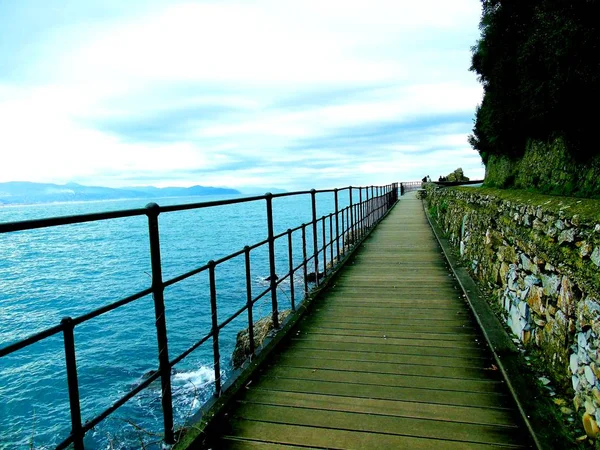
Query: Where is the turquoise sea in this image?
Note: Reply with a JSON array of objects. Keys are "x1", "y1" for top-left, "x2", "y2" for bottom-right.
[{"x1": 0, "y1": 191, "x2": 353, "y2": 449}]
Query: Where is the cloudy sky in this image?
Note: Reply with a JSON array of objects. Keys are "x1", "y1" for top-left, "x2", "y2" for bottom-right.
[{"x1": 0, "y1": 0, "x2": 484, "y2": 191}]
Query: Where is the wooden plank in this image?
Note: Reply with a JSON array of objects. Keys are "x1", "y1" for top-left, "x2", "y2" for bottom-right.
[
  {"x1": 290, "y1": 333, "x2": 484, "y2": 350},
  {"x1": 277, "y1": 348, "x2": 490, "y2": 369},
  {"x1": 293, "y1": 328, "x2": 478, "y2": 342},
  {"x1": 221, "y1": 439, "x2": 306, "y2": 449},
  {"x1": 319, "y1": 292, "x2": 466, "y2": 303},
  {"x1": 311, "y1": 304, "x2": 468, "y2": 315},
  {"x1": 262, "y1": 365, "x2": 504, "y2": 391},
  {"x1": 322, "y1": 293, "x2": 466, "y2": 303},
  {"x1": 288, "y1": 339, "x2": 487, "y2": 358},
  {"x1": 240, "y1": 390, "x2": 519, "y2": 427},
  {"x1": 252, "y1": 377, "x2": 512, "y2": 409},
  {"x1": 300, "y1": 315, "x2": 473, "y2": 327},
  {"x1": 221, "y1": 420, "x2": 525, "y2": 449},
  {"x1": 231, "y1": 403, "x2": 524, "y2": 447},
  {"x1": 301, "y1": 317, "x2": 477, "y2": 333},
  {"x1": 307, "y1": 310, "x2": 473, "y2": 324},
  {"x1": 269, "y1": 355, "x2": 498, "y2": 380}
]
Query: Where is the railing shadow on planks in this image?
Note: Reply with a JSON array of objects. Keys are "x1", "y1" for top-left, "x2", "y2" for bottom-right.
[{"x1": 0, "y1": 182, "x2": 409, "y2": 449}]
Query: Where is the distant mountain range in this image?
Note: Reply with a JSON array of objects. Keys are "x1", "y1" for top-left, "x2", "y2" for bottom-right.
[{"x1": 0, "y1": 181, "x2": 241, "y2": 205}]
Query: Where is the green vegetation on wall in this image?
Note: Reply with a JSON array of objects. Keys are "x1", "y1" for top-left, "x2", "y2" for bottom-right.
[{"x1": 484, "y1": 138, "x2": 600, "y2": 198}]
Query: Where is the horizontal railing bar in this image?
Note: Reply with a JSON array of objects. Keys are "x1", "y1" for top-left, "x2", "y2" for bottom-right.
[
  {"x1": 0, "y1": 184, "x2": 379, "y2": 234},
  {"x1": 81, "y1": 370, "x2": 162, "y2": 434},
  {"x1": 270, "y1": 190, "x2": 312, "y2": 199},
  {"x1": 55, "y1": 434, "x2": 73, "y2": 449},
  {"x1": 213, "y1": 247, "x2": 247, "y2": 266},
  {"x1": 0, "y1": 208, "x2": 147, "y2": 233},
  {"x1": 0, "y1": 324, "x2": 64, "y2": 357},
  {"x1": 252, "y1": 286, "x2": 272, "y2": 305},
  {"x1": 246, "y1": 237, "x2": 269, "y2": 252},
  {"x1": 163, "y1": 263, "x2": 210, "y2": 288},
  {"x1": 293, "y1": 260, "x2": 305, "y2": 274},
  {"x1": 275, "y1": 271, "x2": 291, "y2": 286},
  {"x1": 273, "y1": 228, "x2": 291, "y2": 241},
  {"x1": 159, "y1": 184, "x2": 361, "y2": 211},
  {"x1": 218, "y1": 304, "x2": 247, "y2": 330},
  {"x1": 72, "y1": 288, "x2": 153, "y2": 326},
  {"x1": 159, "y1": 194, "x2": 265, "y2": 213},
  {"x1": 56, "y1": 368, "x2": 163, "y2": 449},
  {"x1": 169, "y1": 332, "x2": 213, "y2": 368}
]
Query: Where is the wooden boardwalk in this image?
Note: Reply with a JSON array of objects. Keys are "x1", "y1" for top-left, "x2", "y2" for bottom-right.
[{"x1": 207, "y1": 193, "x2": 532, "y2": 449}]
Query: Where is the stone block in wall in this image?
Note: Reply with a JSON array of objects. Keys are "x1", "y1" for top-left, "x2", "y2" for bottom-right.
[
  {"x1": 579, "y1": 241, "x2": 593, "y2": 259},
  {"x1": 497, "y1": 245, "x2": 517, "y2": 263},
  {"x1": 527, "y1": 285, "x2": 545, "y2": 315},
  {"x1": 541, "y1": 272, "x2": 561, "y2": 297},
  {"x1": 592, "y1": 247, "x2": 600, "y2": 267},
  {"x1": 577, "y1": 297, "x2": 600, "y2": 336},
  {"x1": 520, "y1": 253, "x2": 539, "y2": 275},
  {"x1": 558, "y1": 276, "x2": 577, "y2": 315},
  {"x1": 485, "y1": 228, "x2": 503, "y2": 248},
  {"x1": 559, "y1": 229, "x2": 576, "y2": 245},
  {"x1": 539, "y1": 309, "x2": 571, "y2": 386}
]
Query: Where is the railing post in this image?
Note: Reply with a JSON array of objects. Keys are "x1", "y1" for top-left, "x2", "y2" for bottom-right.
[
  {"x1": 62, "y1": 317, "x2": 84, "y2": 450},
  {"x1": 329, "y1": 213, "x2": 334, "y2": 267},
  {"x1": 374, "y1": 186, "x2": 378, "y2": 220},
  {"x1": 244, "y1": 246, "x2": 255, "y2": 356},
  {"x1": 375, "y1": 186, "x2": 379, "y2": 220},
  {"x1": 208, "y1": 260, "x2": 222, "y2": 396},
  {"x1": 287, "y1": 229, "x2": 295, "y2": 311},
  {"x1": 146, "y1": 203, "x2": 175, "y2": 444},
  {"x1": 301, "y1": 223, "x2": 308, "y2": 295},
  {"x1": 322, "y1": 216, "x2": 327, "y2": 276},
  {"x1": 349, "y1": 187, "x2": 354, "y2": 248},
  {"x1": 334, "y1": 189, "x2": 340, "y2": 262},
  {"x1": 310, "y1": 189, "x2": 319, "y2": 286},
  {"x1": 265, "y1": 193, "x2": 279, "y2": 328},
  {"x1": 359, "y1": 187, "x2": 363, "y2": 238},
  {"x1": 341, "y1": 208, "x2": 346, "y2": 256},
  {"x1": 371, "y1": 186, "x2": 375, "y2": 223},
  {"x1": 365, "y1": 187, "x2": 370, "y2": 229},
  {"x1": 370, "y1": 186, "x2": 374, "y2": 226}
]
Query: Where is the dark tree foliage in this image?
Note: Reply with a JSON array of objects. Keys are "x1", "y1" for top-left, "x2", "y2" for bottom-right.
[{"x1": 470, "y1": 0, "x2": 600, "y2": 162}]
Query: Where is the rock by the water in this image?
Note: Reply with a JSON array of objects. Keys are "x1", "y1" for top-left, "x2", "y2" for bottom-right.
[
  {"x1": 231, "y1": 310, "x2": 291, "y2": 369},
  {"x1": 306, "y1": 272, "x2": 324, "y2": 283}
]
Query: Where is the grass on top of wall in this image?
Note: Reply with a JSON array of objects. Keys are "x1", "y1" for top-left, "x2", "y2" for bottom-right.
[{"x1": 452, "y1": 186, "x2": 600, "y2": 223}]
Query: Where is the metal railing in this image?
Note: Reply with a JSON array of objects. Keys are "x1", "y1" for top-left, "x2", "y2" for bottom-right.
[
  {"x1": 0, "y1": 183, "x2": 399, "y2": 449},
  {"x1": 400, "y1": 180, "x2": 423, "y2": 195}
]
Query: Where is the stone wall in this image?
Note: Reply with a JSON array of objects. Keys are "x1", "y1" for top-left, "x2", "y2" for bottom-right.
[{"x1": 425, "y1": 184, "x2": 600, "y2": 435}]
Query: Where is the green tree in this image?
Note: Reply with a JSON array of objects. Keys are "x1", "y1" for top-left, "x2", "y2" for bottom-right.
[{"x1": 470, "y1": 0, "x2": 600, "y2": 162}]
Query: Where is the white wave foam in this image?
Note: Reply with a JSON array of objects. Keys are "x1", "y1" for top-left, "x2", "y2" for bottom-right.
[{"x1": 172, "y1": 366, "x2": 215, "y2": 391}]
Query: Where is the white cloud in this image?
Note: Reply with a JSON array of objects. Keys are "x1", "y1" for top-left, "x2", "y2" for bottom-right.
[{"x1": 0, "y1": 0, "x2": 484, "y2": 189}]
